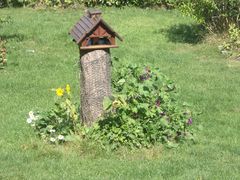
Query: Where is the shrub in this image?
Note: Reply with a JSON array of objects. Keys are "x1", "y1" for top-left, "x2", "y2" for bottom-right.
[
  {"x1": 179, "y1": 0, "x2": 240, "y2": 32},
  {"x1": 86, "y1": 63, "x2": 195, "y2": 150}
]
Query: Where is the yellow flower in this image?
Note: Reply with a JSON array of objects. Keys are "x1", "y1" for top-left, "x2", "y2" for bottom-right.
[
  {"x1": 112, "y1": 100, "x2": 121, "y2": 108},
  {"x1": 56, "y1": 88, "x2": 64, "y2": 97},
  {"x1": 66, "y1": 84, "x2": 71, "y2": 94}
]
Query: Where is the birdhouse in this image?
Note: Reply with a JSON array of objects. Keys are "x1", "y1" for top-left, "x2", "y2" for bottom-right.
[
  {"x1": 69, "y1": 10, "x2": 123, "y2": 126},
  {"x1": 69, "y1": 9, "x2": 123, "y2": 50}
]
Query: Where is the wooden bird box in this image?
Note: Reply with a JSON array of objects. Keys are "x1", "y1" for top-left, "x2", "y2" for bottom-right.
[{"x1": 69, "y1": 9, "x2": 123, "y2": 50}]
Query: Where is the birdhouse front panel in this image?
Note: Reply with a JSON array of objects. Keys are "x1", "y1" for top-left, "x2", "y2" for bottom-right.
[
  {"x1": 69, "y1": 10, "x2": 122, "y2": 50},
  {"x1": 81, "y1": 23, "x2": 116, "y2": 47}
]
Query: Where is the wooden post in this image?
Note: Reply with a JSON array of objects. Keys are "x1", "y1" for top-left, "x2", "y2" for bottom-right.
[{"x1": 79, "y1": 49, "x2": 111, "y2": 126}]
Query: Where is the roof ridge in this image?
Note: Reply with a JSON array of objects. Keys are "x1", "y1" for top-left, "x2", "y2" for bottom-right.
[{"x1": 70, "y1": 14, "x2": 123, "y2": 45}]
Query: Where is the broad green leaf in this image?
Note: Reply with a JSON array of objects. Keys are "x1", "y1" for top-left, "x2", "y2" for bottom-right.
[{"x1": 103, "y1": 97, "x2": 112, "y2": 111}]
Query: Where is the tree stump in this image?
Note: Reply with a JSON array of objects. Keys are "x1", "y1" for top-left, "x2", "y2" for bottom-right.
[{"x1": 80, "y1": 49, "x2": 111, "y2": 126}]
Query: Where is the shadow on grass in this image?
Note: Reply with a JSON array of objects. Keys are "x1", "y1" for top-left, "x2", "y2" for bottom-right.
[
  {"x1": 0, "y1": 34, "x2": 25, "y2": 42},
  {"x1": 156, "y1": 24, "x2": 207, "y2": 44}
]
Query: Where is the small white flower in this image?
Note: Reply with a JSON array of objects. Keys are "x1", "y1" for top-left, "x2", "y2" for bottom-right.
[
  {"x1": 57, "y1": 135, "x2": 64, "y2": 140},
  {"x1": 27, "y1": 118, "x2": 32, "y2": 124},
  {"x1": 28, "y1": 111, "x2": 39, "y2": 121},
  {"x1": 29, "y1": 111, "x2": 35, "y2": 119},
  {"x1": 50, "y1": 137, "x2": 56, "y2": 142},
  {"x1": 49, "y1": 129, "x2": 56, "y2": 133}
]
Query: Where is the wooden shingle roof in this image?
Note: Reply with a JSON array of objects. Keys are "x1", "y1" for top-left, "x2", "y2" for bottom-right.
[{"x1": 69, "y1": 10, "x2": 123, "y2": 44}]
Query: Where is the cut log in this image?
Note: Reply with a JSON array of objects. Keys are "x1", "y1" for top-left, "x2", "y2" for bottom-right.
[{"x1": 80, "y1": 49, "x2": 111, "y2": 126}]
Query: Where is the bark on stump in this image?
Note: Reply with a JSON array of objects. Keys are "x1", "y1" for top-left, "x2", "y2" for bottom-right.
[{"x1": 80, "y1": 49, "x2": 111, "y2": 126}]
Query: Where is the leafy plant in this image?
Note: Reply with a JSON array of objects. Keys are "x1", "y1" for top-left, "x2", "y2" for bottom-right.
[
  {"x1": 26, "y1": 85, "x2": 80, "y2": 144},
  {"x1": 218, "y1": 24, "x2": 240, "y2": 57},
  {"x1": 86, "y1": 63, "x2": 195, "y2": 150}
]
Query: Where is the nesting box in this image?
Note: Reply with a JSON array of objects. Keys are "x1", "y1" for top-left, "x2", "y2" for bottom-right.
[
  {"x1": 70, "y1": 9, "x2": 123, "y2": 50},
  {"x1": 69, "y1": 10, "x2": 122, "y2": 126}
]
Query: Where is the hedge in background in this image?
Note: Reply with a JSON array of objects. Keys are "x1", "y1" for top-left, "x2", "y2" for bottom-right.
[
  {"x1": 0, "y1": 0, "x2": 79, "y2": 7},
  {"x1": 0, "y1": 0, "x2": 179, "y2": 8},
  {"x1": 82, "y1": 0, "x2": 179, "y2": 8},
  {"x1": 179, "y1": 0, "x2": 240, "y2": 32}
]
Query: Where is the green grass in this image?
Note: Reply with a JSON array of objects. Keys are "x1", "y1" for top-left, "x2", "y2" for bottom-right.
[{"x1": 1, "y1": 7, "x2": 240, "y2": 179}]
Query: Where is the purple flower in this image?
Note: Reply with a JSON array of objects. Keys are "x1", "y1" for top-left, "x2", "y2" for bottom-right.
[
  {"x1": 140, "y1": 75, "x2": 146, "y2": 81},
  {"x1": 139, "y1": 74, "x2": 150, "y2": 81},
  {"x1": 156, "y1": 100, "x2": 161, "y2": 107},
  {"x1": 187, "y1": 118, "x2": 193, "y2": 125}
]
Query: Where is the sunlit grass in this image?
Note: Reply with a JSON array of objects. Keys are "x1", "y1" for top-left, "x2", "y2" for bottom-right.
[{"x1": 0, "y1": 7, "x2": 240, "y2": 179}]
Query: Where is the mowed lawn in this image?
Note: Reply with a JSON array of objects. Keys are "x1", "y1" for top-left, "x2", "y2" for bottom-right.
[{"x1": 0, "y1": 7, "x2": 240, "y2": 179}]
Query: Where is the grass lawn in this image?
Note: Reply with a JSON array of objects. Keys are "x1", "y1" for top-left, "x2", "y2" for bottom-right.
[{"x1": 0, "y1": 7, "x2": 240, "y2": 179}]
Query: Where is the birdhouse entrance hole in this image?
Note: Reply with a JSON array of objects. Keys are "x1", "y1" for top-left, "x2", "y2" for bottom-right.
[{"x1": 87, "y1": 37, "x2": 111, "y2": 46}]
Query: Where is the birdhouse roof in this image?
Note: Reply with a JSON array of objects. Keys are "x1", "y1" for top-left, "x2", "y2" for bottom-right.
[{"x1": 69, "y1": 11, "x2": 123, "y2": 44}]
